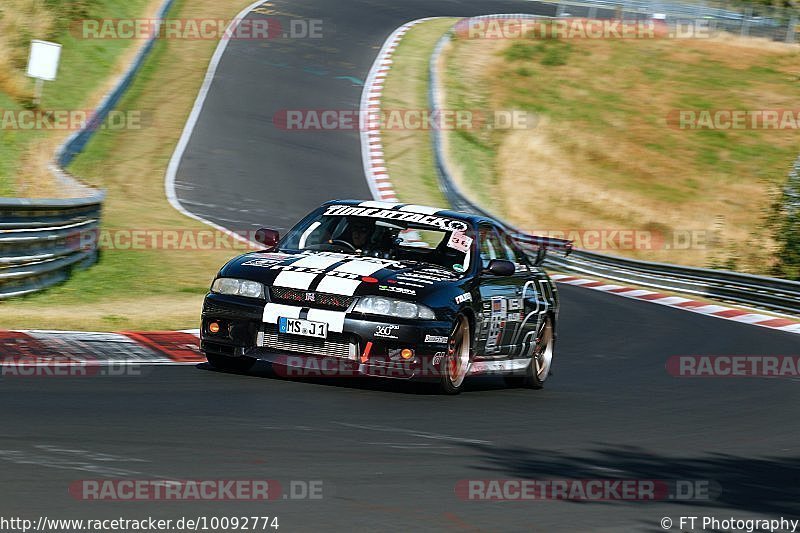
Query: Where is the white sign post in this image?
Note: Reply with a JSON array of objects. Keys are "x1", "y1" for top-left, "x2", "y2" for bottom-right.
[{"x1": 26, "y1": 40, "x2": 62, "y2": 105}]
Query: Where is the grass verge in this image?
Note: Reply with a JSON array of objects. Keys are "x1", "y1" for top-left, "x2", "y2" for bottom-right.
[
  {"x1": 0, "y1": 0, "x2": 155, "y2": 197},
  {"x1": 0, "y1": 0, "x2": 255, "y2": 330},
  {"x1": 382, "y1": 19, "x2": 800, "y2": 274},
  {"x1": 441, "y1": 28, "x2": 800, "y2": 272},
  {"x1": 380, "y1": 19, "x2": 456, "y2": 209}
]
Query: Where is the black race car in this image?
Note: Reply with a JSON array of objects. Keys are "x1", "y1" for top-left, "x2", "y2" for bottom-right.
[{"x1": 201, "y1": 200, "x2": 560, "y2": 394}]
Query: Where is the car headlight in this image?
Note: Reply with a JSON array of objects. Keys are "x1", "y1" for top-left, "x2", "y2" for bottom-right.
[
  {"x1": 353, "y1": 296, "x2": 436, "y2": 320},
  {"x1": 211, "y1": 278, "x2": 265, "y2": 299}
]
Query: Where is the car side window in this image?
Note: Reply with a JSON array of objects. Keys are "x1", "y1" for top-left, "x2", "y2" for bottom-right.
[
  {"x1": 479, "y1": 224, "x2": 504, "y2": 268},
  {"x1": 497, "y1": 228, "x2": 531, "y2": 271}
]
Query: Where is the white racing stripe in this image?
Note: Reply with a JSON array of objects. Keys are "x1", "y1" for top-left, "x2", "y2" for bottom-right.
[
  {"x1": 314, "y1": 259, "x2": 391, "y2": 295},
  {"x1": 263, "y1": 303, "x2": 303, "y2": 324},
  {"x1": 333, "y1": 259, "x2": 388, "y2": 277},
  {"x1": 316, "y1": 276, "x2": 363, "y2": 296},
  {"x1": 290, "y1": 255, "x2": 345, "y2": 269},
  {"x1": 306, "y1": 309, "x2": 346, "y2": 333},
  {"x1": 273, "y1": 270, "x2": 319, "y2": 290}
]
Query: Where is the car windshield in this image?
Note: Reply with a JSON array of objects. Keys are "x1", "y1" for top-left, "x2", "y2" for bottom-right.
[{"x1": 279, "y1": 205, "x2": 474, "y2": 275}]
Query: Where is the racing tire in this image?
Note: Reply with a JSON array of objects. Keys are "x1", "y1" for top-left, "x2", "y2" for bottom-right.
[
  {"x1": 206, "y1": 353, "x2": 255, "y2": 373},
  {"x1": 439, "y1": 315, "x2": 472, "y2": 395},
  {"x1": 523, "y1": 316, "x2": 554, "y2": 389}
]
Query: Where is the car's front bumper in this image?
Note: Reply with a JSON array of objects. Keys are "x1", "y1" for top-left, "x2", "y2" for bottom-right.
[{"x1": 200, "y1": 293, "x2": 452, "y2": 380}]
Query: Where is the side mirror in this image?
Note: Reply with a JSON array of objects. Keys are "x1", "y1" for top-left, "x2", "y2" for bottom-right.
[
  {"x1": 484, "y1": 259, "x2": 516, "y2": 276},
  {"x1": 255, "y1": 228, "x2": 280, "y2": 250}
]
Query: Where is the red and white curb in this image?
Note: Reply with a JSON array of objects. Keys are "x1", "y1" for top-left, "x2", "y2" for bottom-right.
[
  {"x1": 551, "y1": 273, "x2": 800, "y2": 335},
  {"x1": 360, "y1": 18, "x2": 442, "y2": 203},
  {"x1": 0, "y1": 330, "x2": 204, "y2": 365}
]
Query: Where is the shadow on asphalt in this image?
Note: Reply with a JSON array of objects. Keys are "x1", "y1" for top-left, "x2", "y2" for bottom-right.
[
  {"x1": 459, "y1": 442, "x2": 800, "y2": 517},
  {"x1": 195, "y1": 361, "x2": 535, "y2": 395}
]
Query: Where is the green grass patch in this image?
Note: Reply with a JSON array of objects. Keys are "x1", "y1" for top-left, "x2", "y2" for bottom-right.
[
  {"x1": 379, "y1": 19, "x2": 455, "y2": 208},
  {"x1": 380, "y1": 19, "x2": 800, "y2": 274},
  {"x1": 0, "y1": 0, "x2": 253, "y2": 330},
  {"x1": 0, "y1": 0, "x2": 149, "y2": 197}
]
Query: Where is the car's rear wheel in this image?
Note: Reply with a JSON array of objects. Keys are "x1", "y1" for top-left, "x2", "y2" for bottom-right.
[
  {"x1": 206, "y1": 353, "x2": 255, "y2": 373},
  {"x1": 524, "y1": 316, "x2": 554, "y2": 389},
  {"x1": 439, "y1": 315, "x2": 471, "y2": 395}
]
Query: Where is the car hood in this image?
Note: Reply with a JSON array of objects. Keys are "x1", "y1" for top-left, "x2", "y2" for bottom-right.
[{"x1": 218, "y1": 250, "x2": 462, "y2": 299}]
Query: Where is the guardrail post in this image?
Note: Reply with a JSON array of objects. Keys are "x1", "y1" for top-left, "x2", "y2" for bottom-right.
[{"x1": 740, "y1": 6, "x2": 751, "y2": 36}]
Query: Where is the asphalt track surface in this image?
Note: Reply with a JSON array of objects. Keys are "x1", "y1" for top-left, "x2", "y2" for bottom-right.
[{"x1": 2, "y1": 1, "x2": 799, "y2": 532}]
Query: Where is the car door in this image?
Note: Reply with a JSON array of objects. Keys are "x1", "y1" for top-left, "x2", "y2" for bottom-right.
[
  {"x1": 476, "y1": 223, "x2": 525, "y2": 357},
  {"x1": 496, "y1": 228, "x2": 552, "y2": 358}
]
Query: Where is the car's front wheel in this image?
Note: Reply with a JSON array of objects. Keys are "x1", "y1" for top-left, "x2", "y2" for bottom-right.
[
  {"x1": 439, "y1": 315, "x2": 472, "y2": 395},
  {"x1": 206, "y1": 353, "x2": 255, "y2": 373}
]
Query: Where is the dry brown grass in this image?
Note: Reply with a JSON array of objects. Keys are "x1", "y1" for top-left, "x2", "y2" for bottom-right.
[
  {"x1": 1, "y1": 294, "x2": 207, "y2": 331},
  {"x1": 442, "y1": 31, "x2": 800, "y2": 271},
  {"x1": 0, "y1": 0, "x2": 55, "y2": 100},
  {"x1": 14, "y1": 138, "x2": 62, "y2": 197}
]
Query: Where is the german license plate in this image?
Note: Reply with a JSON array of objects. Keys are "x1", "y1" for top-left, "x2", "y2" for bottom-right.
[{"x1": 278, "y1": 317, "x2": 328, "y2": 339}]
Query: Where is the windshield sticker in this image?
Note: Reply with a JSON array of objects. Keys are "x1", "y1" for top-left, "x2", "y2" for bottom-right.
[
  {"x1": 324, "y1": 204, "x2": 469, "y2": 232},
  {"x1": 447, "y1": 232, "x2": 473, "y2": 253}
]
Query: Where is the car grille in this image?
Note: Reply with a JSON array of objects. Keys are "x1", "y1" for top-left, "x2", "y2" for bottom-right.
[
  {"x1": 203, "y1": 300, "x2": 263, "y2": 321},
  {"x1": 257, "y1": 324, "x2": 357, "y2": 359},
  {"x1": 269, "y1": 287, "x2": 355, "y2": 310}
]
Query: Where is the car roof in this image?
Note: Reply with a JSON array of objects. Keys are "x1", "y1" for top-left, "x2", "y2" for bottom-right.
[{"x1": 323, "y1": 199, "x2": 488, "y2": 225}]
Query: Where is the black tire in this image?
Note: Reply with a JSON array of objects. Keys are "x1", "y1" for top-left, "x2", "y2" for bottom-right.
[
  {"x1": 439, "y1": 315, "x2": 472, "y2": 395},
  {"x1": 206, "y1": 353, "x2": 255, "y2": 373},
  {"x1": 523, "y1": 316, "x2": 554, "y2": 389}
]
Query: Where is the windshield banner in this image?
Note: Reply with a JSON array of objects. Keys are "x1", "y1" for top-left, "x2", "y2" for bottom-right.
[{"x1": 323, "y1": 205, "x2": 469, "y2": 232}]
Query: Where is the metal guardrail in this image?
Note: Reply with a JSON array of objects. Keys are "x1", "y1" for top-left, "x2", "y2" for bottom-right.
[
  {"x1": 429, "y1": 17, "x2": 800, "y2": 316},
  {"x1": 549, "y1": 0, "x2": 798, "y2": 43},
  {"x1": 0, "y1": 0, "x2": 175, "y2": 299},
  {"x1": 0, "y1": 194, "x2": 102, "y2": 298}
]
